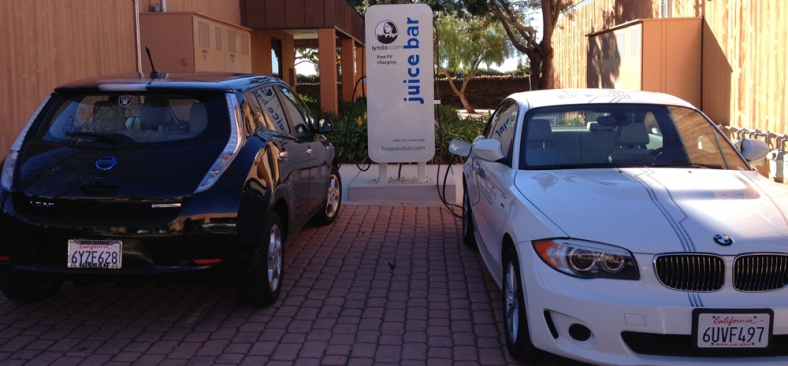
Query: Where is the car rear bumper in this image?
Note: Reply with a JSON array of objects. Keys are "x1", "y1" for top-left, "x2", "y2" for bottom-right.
[
  {"x1": 0, "y1": 213, "x2": 252, "y2": 285},
  {"x1": 517, "y1": 243, "x2": 788, "y2": 365}
]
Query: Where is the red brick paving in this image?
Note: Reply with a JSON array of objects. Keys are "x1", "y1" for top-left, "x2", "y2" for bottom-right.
[{"x1": 0, "y1": 206, "x2": 584, "y2": 365}]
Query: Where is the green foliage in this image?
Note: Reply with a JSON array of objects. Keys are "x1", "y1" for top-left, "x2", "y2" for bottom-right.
[
  {"x1": 304, "y1": 97, "x2": 370, "y2": 165},
  {"x1": 434, "y1": 104, "x2": 487, "y2": 162},
  {"x1": 436, "y1": 13, "x2": 512, "y2": 74},
  {"x1": 303, "y1": 97, "x2": 486, "y2": 164},
  {"x1": 557, "y1": 116, "x2": 584, "y2": 127},
  {"x1": 297, "y1": 74, "x2": 320, "y2": 83}
]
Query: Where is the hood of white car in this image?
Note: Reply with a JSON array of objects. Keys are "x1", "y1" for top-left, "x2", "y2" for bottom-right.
[{"x1": 514, "y1": 168, "x2": 788, "y2": 255}]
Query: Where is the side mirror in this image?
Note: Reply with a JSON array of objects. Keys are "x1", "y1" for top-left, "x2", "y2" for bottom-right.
[
  {"x1": 474, "y1": 139, "x2": 506, "y2": 162},
  {"x1": 448, "y1": 139, "x2": 471, "y2": 157},
  {"x1": 317, "y1": 118, "x2": 334, "y2": 134},
  {"x1": 739, "y1": 139, "x2": 769, "y2": 161}
]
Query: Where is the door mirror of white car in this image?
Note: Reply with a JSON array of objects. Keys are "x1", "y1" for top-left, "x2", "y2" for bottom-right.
[
  {"x1": 448, "y1": 139, "x2": 471, "y2": 157},
  {"x1": 474, "y1": 139, "x2": 506, "y2": 162},
  {"x1": 739, "y1": 139, "x2": 769, "y2": 161}
]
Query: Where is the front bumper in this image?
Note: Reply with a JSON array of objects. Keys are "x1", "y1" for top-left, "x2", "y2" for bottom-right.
[{"x1": 518, "y1": 243, "x2": 788, "y2": 365}]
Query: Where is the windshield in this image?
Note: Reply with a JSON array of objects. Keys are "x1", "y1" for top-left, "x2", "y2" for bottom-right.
[
  {"x1": 34, "y1": 92, "x2": 230, "y2": 149},
  {"x1": 519, "y1": 104, "x2": 747, "y2": 171}
]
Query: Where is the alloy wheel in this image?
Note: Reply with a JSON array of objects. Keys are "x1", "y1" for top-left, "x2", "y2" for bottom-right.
[
  {"x1": 325, "y1": 174, "x2": 340, "y2": 218},
  {"x1": 267, "y1": 224, "x2": 283, "y2": 292},
  {"x1": 504, "y1": 261, "x2": 520, "y2": 344}
]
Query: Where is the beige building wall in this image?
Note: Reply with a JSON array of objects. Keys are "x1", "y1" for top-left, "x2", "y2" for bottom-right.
[
  {"x1": 553, "y1": 0, "x2": 786, "y2": 135},
  {"x1": 0, "y1": 0, "x2": 138, "y2": 155}
]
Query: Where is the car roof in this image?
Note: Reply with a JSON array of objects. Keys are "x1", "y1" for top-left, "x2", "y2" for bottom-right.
[
  {"x1": 507, "y1": 89, "x2": 696, "y2": 110},
  {"x1": 53, "y1": 72, "x2": 281, "y2": 93}
]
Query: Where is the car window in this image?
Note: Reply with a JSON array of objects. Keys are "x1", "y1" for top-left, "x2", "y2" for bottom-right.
[
  {"x1": 243, "y1": 91, "x2": 275, "y2": 133},
  {"x1": 670, "y1": 107, "x2": 747, "y2": 170},
  {"x1": 489, "y1": 103, "x2": 518, "y2": 161},
  {"x1": 518, "y1": 104, "x2": 747, "y2": 170},
  {"x1": 277, "y1": 86, "x2": 310, "y2": 134},
  {"x1": 35, "y1": 93, "x2": 229, "y2": 148},
  {"x1": 484, "y1": 101, "x2": 511, "y2": 139},
  {"x1": 253, "y1": 86, "x2": 290, "y2": 134}
]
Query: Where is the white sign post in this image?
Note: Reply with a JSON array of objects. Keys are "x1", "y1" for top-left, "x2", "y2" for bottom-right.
[{"x1": 365, "y1": 4, "x2": 435, "y2": 171}]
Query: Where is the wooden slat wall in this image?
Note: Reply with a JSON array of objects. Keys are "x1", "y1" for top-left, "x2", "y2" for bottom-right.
[
  {"x1": 553, "y1": 0, "x2": 787, "y2": 134},
  {"x1": 138, "y1": 0, "x2": 242, "y2": 25},
  {"x1": 0, "y1": 0, "x2": 137, "y2": 155},
  {"x1": 675, "y1": 0, "x2": 786, "y2": 132}
]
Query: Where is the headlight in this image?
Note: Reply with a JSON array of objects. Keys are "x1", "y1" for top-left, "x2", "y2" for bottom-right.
[{"x1": 533, "y1": 239, "x2": 639, "y2": 280}]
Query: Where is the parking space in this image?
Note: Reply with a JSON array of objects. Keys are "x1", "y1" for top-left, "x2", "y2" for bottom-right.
[{"x1": 0, "y1": 206, "x2": 581, "y2": 365}]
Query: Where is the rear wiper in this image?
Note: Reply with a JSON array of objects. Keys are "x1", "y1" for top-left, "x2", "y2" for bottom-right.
[{"x1": 65, "y1": 132, "x2": 119, "y2": 144}]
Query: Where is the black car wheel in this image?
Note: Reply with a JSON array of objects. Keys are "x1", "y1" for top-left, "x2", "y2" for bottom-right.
[
  {"x1": 462, "y1": 180, "x2": 477, "y2": 249},
  {"x1": 313, "y1": 166, "x2": 342, "y2": 226},
  {"x1": 503, "y1": 246, "x2": 542, "y2": 363},
  {"x1": 0, "y1": 279, "x2": 62, "y2": 303},
  {"x1": 236, "y1": 211, "x2": 285, "y2": 306}
]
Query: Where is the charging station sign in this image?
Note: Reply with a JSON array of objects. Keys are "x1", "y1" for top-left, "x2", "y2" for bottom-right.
[{"x1": 365, "y1": 4, "x2": 434, "y2": 163}]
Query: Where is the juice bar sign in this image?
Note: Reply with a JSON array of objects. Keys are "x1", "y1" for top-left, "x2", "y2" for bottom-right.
[{"x1": 366, "y1": 4, "x2": 434, "y2": 163}]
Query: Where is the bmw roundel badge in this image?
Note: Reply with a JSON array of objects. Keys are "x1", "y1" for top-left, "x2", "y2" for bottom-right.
[
  {"x1": 95, "y1": 156, "x2": 117, "y2": 171},
  {"x1": 713, "y1": 234, "x2": 733, "y2": 246}
]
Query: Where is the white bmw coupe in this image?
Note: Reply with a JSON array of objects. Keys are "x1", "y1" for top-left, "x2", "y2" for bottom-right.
[{"x1": 450, "y1": 89, "x2": 788, "y2": 365}]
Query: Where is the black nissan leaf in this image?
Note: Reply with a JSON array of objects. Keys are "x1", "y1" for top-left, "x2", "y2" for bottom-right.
[{"x1": 0, "y1": 73, "x2": 342, "y2": 306}]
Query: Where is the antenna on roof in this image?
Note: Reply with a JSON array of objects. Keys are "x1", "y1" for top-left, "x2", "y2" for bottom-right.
[{"x1": 145, "y1": 46, "x2": 162, "y2": 79}]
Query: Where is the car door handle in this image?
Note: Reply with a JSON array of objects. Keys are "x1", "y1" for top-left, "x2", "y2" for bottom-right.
[
  {"x1": 278, "y1": 151, "x2": 288, "y2": 161},
  {"x1": 473, "y1": 161, "x2": 481, "y2": 171},
  {"x1": 306, "y1": 147, "x2": 313, "y2": 156}
]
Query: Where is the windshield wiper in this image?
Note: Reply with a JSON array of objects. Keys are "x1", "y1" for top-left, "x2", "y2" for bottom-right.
[
  {"x1": 648, "y1": 162, "x2": 724, "y2": 169},
  {"x1": 65, "y1": 132, "x2": 119, "y2": 144},
  {"x1": 687, "y1": 163, "x2": 723, "y2": 169}
]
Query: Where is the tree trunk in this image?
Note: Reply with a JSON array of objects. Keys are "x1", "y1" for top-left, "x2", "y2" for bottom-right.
[
  {"x1": 529, "y1": 53, "x2": 543, "y2": 91},
  {"x1": 438, "y1": 66, "x2": 476, "y2": 113},
  {"x1": 540, "y1": 46, "x2": 555, "y2": 89}
]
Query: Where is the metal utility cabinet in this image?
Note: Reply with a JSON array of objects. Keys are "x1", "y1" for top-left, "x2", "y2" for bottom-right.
[
  {"x1": 140, "y1": 12, "x2": 252, "y2": 74},
  {"x1": 587, "y1": 18, "x2": 701, "y2": 107}
]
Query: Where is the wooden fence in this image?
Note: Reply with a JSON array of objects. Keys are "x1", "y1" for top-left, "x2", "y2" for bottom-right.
[{"x1": 553, "y1": 0, "x2": 786, "y2": 135}]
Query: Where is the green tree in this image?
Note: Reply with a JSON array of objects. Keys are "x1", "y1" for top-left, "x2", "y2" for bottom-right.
[
  {"x1": 436, "y1": 13, "x2": 512, "y2": 113},
  {"x1": 462, "y1": 0, "x2": 576, "y2": 90},
  {"x1": 349, "y1": 0, "x2": 575, "y2": 90}
]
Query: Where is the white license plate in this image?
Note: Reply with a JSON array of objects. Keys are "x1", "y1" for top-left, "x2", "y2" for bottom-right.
[
  {"x1": 696, "y1": 312, "x2": 771, "y2": 348},
  {"x1": 67, "y1": 240, "x2": 122, "y2": 269}
]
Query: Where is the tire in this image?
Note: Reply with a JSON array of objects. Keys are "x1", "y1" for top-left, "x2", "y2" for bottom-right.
[
  {"x1": 462, "y1": 180, "x2": 477, "y2": 249},
  {"x1": 0, "y1": 279, "x2": 61, "y2": 303},
  {"x1": 236, "y1": 211, "x2": 285, "y2": 307},
  {"x1": 313, "y1": 166, "x2": 342, "y2": 226},
  {"x1": 503, "y1": 246, "x2": 543, "y2": 363}
]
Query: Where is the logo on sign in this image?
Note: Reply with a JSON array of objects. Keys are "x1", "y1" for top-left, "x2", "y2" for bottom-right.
[
  {"x1": 95, "y1": 156, "x2": 117, "y2": 171},
  {"x1": 375, "y1": 21, "x2": 398, "y2": 44}
]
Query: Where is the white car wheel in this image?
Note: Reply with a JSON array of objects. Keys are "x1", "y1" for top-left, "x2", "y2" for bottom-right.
[{"x1": 503, "y1": 246, "x2": 542, "y2": 362}]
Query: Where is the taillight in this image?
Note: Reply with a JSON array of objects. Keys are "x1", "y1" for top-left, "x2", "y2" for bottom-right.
[
  {"x1": 194, "y1": 93, "x2": 243, "y2": 193},
  {"x1": 2, "y1": 95, "x2": 52, "y2": 191}
]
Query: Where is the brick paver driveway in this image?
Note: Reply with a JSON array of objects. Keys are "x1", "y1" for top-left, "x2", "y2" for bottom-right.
[{"x1": 0, "y1": 206, "x2": 583, "y2": 365}]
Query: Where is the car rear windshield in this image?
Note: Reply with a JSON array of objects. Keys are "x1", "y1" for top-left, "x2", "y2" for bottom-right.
[
  {"x1": 33, "y1": 92, "x2": 230, "y2": 149},
  {"x1": 519, "y1": 104, "x2": 748, "y2": 171}
]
